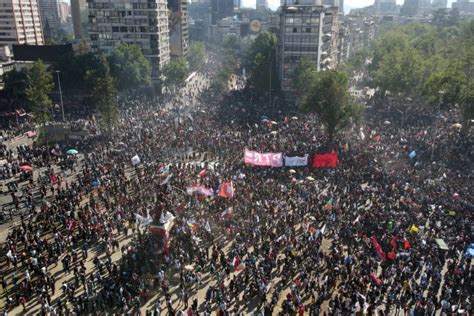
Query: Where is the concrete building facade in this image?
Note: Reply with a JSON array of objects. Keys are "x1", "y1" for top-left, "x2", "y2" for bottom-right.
[
  {"x1": 59, "y1": 1, "x2": 70, "y2": 22},
  {"x1": 87, "y1": 0, "x2": 170, "y2": 76},
  {"x1": 0, "y1": 0, "x2": 44, "y2": 46},
  {"x1": 452, "y1": 0, "x2": 474, "y2": 14},
  {"x1": 168, "y1": 0, "x2": 189, "y2": 58},
  {"x1": 277, "y1": 2, "x2": 339, "y2": 92},
  {"x1": 256, "y1": 0, "x2": 268, "y2": 11},
  {"x1": 71, "y1": 0, "x2": 87, "y2": 39},
  {"x1": 38, "y1": 0, "x2": 61, "y2": 39}
]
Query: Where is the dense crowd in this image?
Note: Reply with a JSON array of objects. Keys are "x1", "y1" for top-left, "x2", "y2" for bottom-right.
[{"x1": 0, "y1": 70, "x2": 472, "y2": 316}]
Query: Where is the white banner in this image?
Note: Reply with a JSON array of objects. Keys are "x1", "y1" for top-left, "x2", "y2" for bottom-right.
[{"x1": 284, "y1": 155, "x2": 308, "y2": 167}]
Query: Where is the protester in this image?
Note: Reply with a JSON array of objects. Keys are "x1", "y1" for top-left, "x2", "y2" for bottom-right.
[{"x1": 0, "y1": 70, "x2": 471, "y2": 316}]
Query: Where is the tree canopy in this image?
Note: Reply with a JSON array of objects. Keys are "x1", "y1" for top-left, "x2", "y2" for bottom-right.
[
  {"x1": 292, "y1": 56, "x2": 318, "y2": 97},
  {"x1": 301, "y1": 70, "x2": 363, "y2": 141},
  {"x1": 245, "y1": 31, "x2": 279, "y2": 95},
  {"x1": 187, "y1": 42, "x2": 207, "y2": 71},
  {"x1": 161, "y1": 58, "x2": 189, "y2": 91},
  {"x1": 25, "y1": 60, "x2": 54, "y2": 125},
  {"x1": 108, "y1": 43, "x2": 151, "y2": 91},
  {"x1": 93, "y1": 56, "x2": 119, "y2": 133},
  {"x1": 367, "y1": 20, "x2": 474, "y2": 129}
]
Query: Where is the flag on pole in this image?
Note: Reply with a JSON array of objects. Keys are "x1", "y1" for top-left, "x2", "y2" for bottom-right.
[
  {"x1": 218, "y1": 181, "x2": 234, "y2": 198},
  {"x1": 221, "y1": 207, "x2": 233, "y2": 220}
]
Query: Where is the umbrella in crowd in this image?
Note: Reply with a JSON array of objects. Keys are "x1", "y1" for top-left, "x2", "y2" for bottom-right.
[
  {"x1": 19, "y1": 165, "x2": 32, "y2": 171},
  {"x1": 66, "y1": 149, "x2": 78, "y2": 155}
]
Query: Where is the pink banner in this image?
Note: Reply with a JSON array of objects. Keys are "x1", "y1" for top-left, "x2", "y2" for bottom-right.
[{"x1": 244, "y1": 149, "x2": 283, "y2": 167}]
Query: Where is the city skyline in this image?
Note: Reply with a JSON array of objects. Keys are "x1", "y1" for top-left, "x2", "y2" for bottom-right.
[{"x1": 243, "y1": 0, "x2": 455, "y2": 11}]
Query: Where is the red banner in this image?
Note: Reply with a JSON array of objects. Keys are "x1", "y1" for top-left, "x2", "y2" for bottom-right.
[{"x1": 312, "y1": 153, "x2": 338, "y2": 168}]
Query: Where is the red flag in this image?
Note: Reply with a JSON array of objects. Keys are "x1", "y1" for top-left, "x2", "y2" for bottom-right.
[
  {"x1": 312, "y1": 153, "x2": 338, "y2": 168},
  {"x1": 370, "y1": 236, "x2": 386, "y2": 262},
  {"x1": 390, "y1": 236, "x2": 398, "y2": 250},
  {"x1": 403, "y1": 240, "x2": 411, "y2": 249},
  {"x1": 67, "y1": 220, "x2": 78, "y2": 232},
  {"x1": 164, "y1": 235, "x2": 170, "y2": 256},
  {"x1": 218, "y1": 181, "x2": 234, "y2": 198},
  {"x1": 370, "y1": 272, "x2": 383, "y2": 285},
  {"x1": 388, "y1": 250, "x2": 396, "y2": 260},
  {"x1": 198, "y1": 169, "x2": 208, "y2": 177},
  {"x1": 50, "y1": 175, "x2": 59, "y2": 183},
  {"x1": 232, "y1": 256, "x2": 241, "y2": 270}
]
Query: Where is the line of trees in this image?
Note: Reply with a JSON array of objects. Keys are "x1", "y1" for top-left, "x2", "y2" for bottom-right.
[
  {"x1": 368, "y1": 20, "x2": 474, "y2": 129},
  {"x1": 3, "y1": 42, "x2": 209, "y2": 132}
]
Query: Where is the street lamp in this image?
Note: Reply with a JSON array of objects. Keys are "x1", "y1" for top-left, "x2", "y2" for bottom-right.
[
  {"x1": 56, "y1": 70, "x2": 65, "y2": 122},
  {"x1": 437, "y1": 90, "x2": 445, "y2": 113}
]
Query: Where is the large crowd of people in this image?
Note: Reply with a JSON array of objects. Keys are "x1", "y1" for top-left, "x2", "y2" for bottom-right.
[{"x1": 0, "y1": 68, "x2": 472, "y2": 316}]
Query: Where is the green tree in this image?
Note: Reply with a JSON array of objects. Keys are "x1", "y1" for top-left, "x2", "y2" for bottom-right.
[
  {"x1": 55, "y1": 52, "x2": 100, "y2": 92},
  {"x1": 460, "y1": 80, "x2": 474, "y2": 130},
  {"x1": 210, "y1": 55, "x2": 236, "y2": 93},
  {"x1": 108, "y1": 43, "x2": 151, "y2": 91},
  {"x1": 2, "y1": 69, "x2": 28, "y2": 97},
  {"x1": 373, "y1": 46, "x2": 425, "y2": 96},
  {"x1": 93, "y1": 56, "x2": 119, "y2": 134},
  {"x1": 302, "y1": 70, "x2": 363, "y2": 141},
  {"x1": 245, "y1": 31, "x2": 279, "y2": 94},
  {"x1": 161, "y1": 58, "x2": 188, "y2": 92},
  {"x1": 187, "y1": 42, "x2": 207, "y2": 71},
  {"x1": 292, "y1": 56, "x2": 317, "y2": 97},
  {"x1": 25, "y1": 60, "x2": 54, "y2": 125},
  {"x1": 222, "y1": 34, "x2": 240, "y2": 52}
]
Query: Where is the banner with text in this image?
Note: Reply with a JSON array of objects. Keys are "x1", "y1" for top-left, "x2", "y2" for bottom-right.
[
  {"x1": 284, "y1": 155, "x2": 309, "y2": 167},
  {"x1": 244, "y1": 149, "x2": 283, "y2": 167}
]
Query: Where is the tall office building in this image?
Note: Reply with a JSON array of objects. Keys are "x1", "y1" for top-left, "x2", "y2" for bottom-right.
[
  {"x1": 401, "y1": 0, "x2": 431, "y2": 15},
  {"x1": 168, "y1": 0, "x2": 189, "y2": 58},
  {"x1": 87, "y1": 0, "x2": 170, "y2": 76},
  {"x1": 0, "y1": 0, "x2": 44, "y2": 46},
  {"x1": 71, "y1": 0, "x2": 87, "y2": 39},
  {"x1": 256, "y1": 0, "x2": 268, "y2": 10},
  {"x1": 59, "y1": 1, "x2": 70, "y2": 22},
  {"x1": 323, "y1": 0, "x2": 344, "y2": 13},
  {"x1": 432, "y1": 0, "x2": 447, "y2": 9},
  {"x1": 374, "y1": 0, "x2": 397, "y2": 14},
  {"x1": 452, "y1": 0, "x2": 474, "y2": 13},
  {"x1": 38, "y1": 0, "x2": 61, "y2": 39},
  {"x1": 211, "y1": 0, "x2": 234, "y2": 24},
  {"x1": 277, "y1": 3, "x2": 340, "y2": 93}
]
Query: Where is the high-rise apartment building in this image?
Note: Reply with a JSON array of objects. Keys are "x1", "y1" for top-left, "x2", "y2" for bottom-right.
[
  {"x1": 256, "y1": 0, "x2": 268, "y2": 10},
  {"x1": 168, "y1": 0, "x2": 189, "y2": 58},
  {"x1": 38, "y1": 0, "x2": 61, "y2": 39},
  {"x1": 401, "y1": 0, "x2": 432, "y2": 15},
  {"x1": 87, "y1": 0, "x2": 170, "y2": 76},
  {"x1": 374, "y1": 0, "x2": 397, "y2": 14},
  {"x1": 431, "y1": 0, "x2": 447, "y2": 9},
  {"x1": 59, "y1": 1, "x2": 70, "y2": 22},
  {"x1": 277, "y1": 2, "x2": 340, "y2": 93},
  {"x1": 452, "y1": 0, "x2": 474, "y2": 13},
  {"x1": 0, "y1": 0, "x2": 44, "y2": 46},
  {"x1": 323, "y1": 0, "x2": 344, "y2": 14},
  {"x1": 71, "y1": 0, "x2": 87, "y2": 39},
  {"x1": 211, "y1": 0, "x2": 234, "y2": 24}
]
